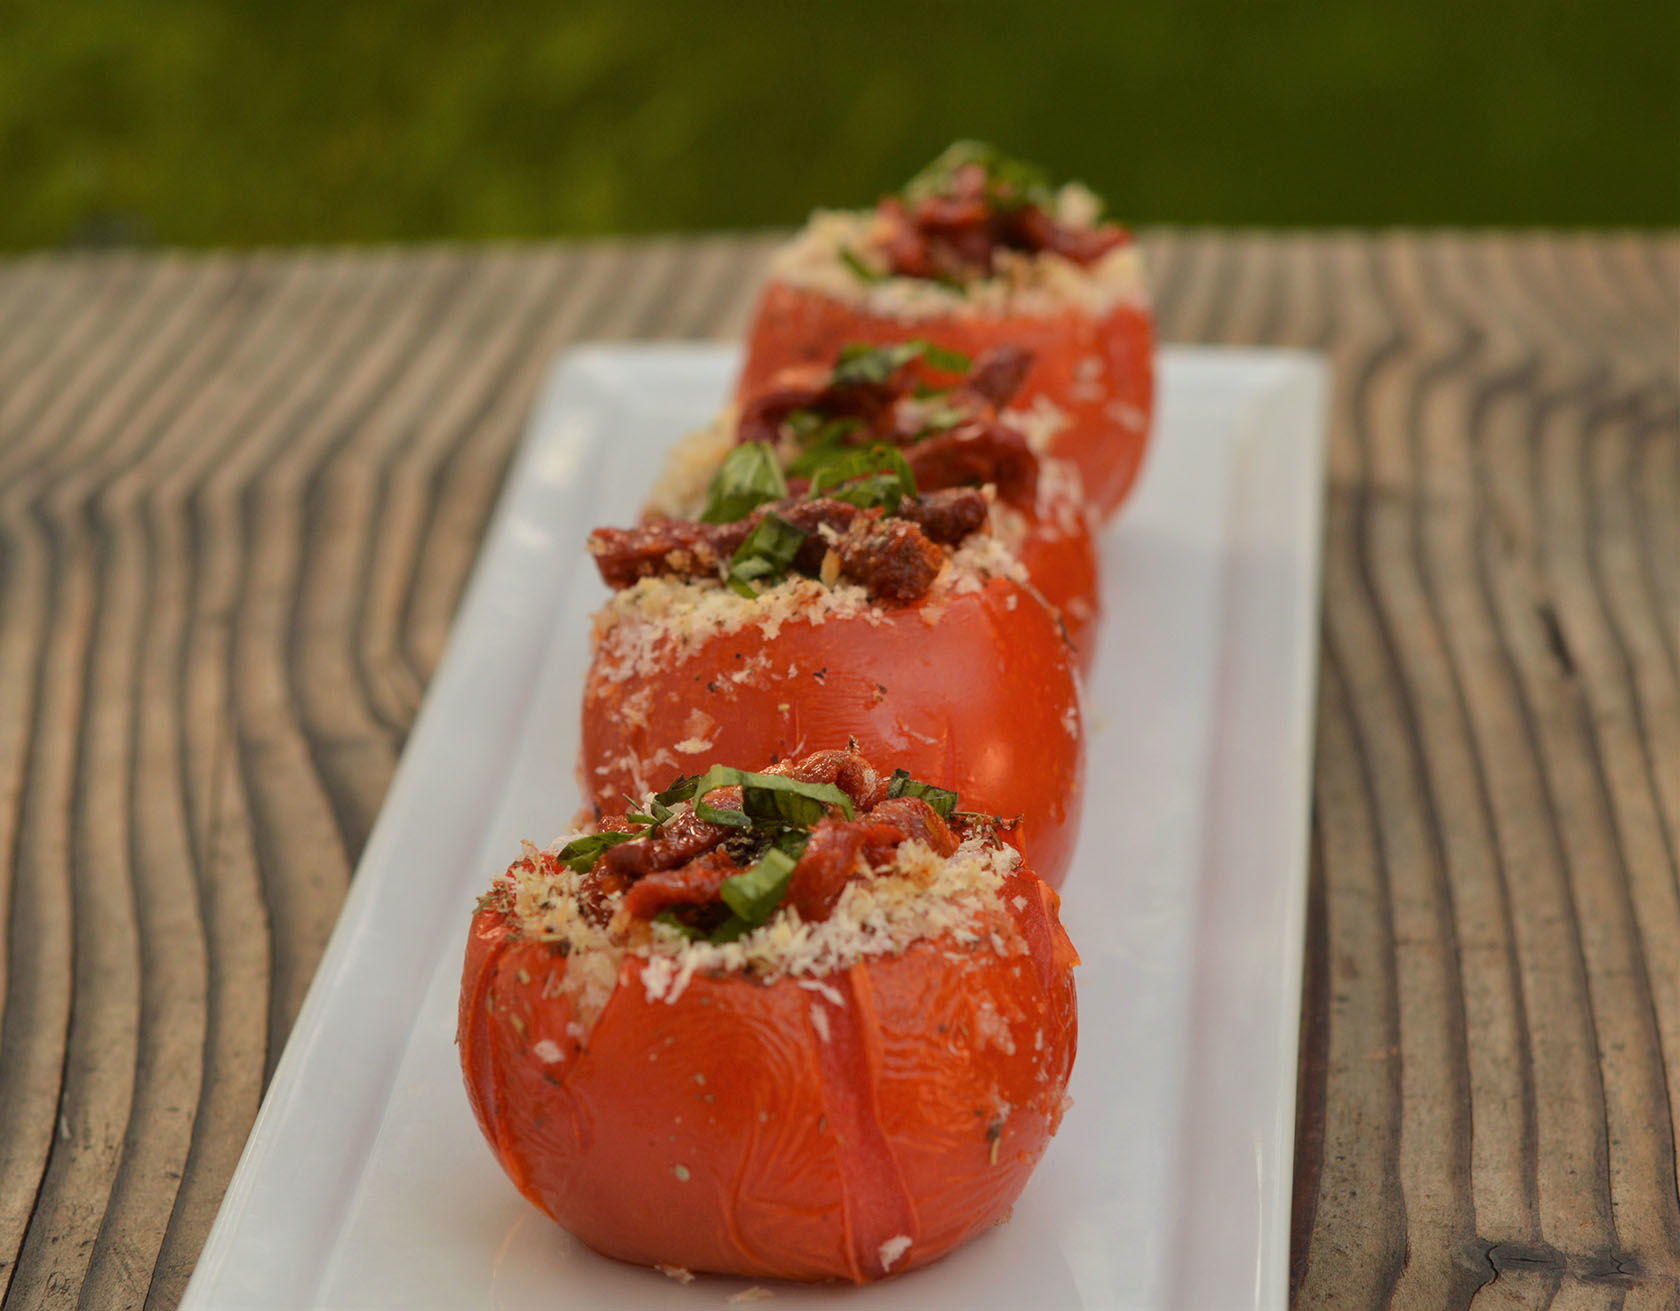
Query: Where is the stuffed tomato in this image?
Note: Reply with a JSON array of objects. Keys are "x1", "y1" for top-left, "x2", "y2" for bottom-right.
[
  {"x1": 646, "y1": 339, "x2": 1100, "y2": 667},
  {"x1": 739, "y1": 141, "x2": 1154, "y2": 521},
  {"x1": 459, "y1": 749, "x2": 1079, "y2": 1283},
  {"x1": 584, "y1": 452, "x2": 1084, "y2": 884}
]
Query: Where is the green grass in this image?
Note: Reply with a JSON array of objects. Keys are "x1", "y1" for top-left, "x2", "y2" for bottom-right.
[{"x1": 2, "y1": 0, "x2": 1675, "y2": 250}]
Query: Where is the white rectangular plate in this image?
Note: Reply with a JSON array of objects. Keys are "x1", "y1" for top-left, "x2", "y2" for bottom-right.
[{"x1": 184, "y1": 343, "x2": 1327, "y2": 1311}]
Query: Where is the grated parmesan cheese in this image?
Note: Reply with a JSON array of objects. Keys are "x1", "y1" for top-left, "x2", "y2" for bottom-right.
[
  {"x1": 588, "y1": 575, "x2": 874, "y2": 685},
  {"x1": 1004, "y1": 395, "x2": 1070, "y2": 456},
  {"x1": 502, "y1": 830, "x2": 1024, "y2": 1032},
  {"x1": 877, "y1": 1234, "x2": 913, "y2": 1273},
  {"x1": 588, "y1": 541, "x2": 1026, "y2": 686},
  {"x1": 796, "y1": 978, "x2": 846, "y2": 1007}
]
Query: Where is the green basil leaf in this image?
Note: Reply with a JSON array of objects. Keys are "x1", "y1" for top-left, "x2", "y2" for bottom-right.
[
  {"x1": 806, "y1": 444, "x2": 918, "y2": 510},
  {"x1": 782, "y1": 408, "x2": 825, "y2": 441},
  {"x1": 838, "y1": 245, "x2": 884, "y2": 284},
  {"x1": 742, "y1": 784, "x2": 828, "y2": 828},
  {"x1": 831, "y1": 341, "x2": 928, "y2": 387},
  {"x1": 654, "y1": 774, "x2": 699, "y2": 807},
  {"x1": 724, "y1": 512, "x2": 807, "y2": 596},
  {"x1": 718, "y1": 846, "x2": 799, "y2": 924},
  {"x1": 902, "y1": 140, "x2": 1053, "y2": 212},
  {"x1": 701, "y1": 441, "x2": 788, "y2": 524},
  {"x1": 784, "y1": 413, "x2": 864, "y2": 476},
  {"x1": 695, "y1": 796, "x2": 751, "y2": 828},
  {"x1": 885, "y1": 768, "x2": 960, "y2": 819},
  {"x1": 830, "y1": 339, "x2": 970, "y2": 389},
  {"x1": 555, "y1": 829, "x2": 640, "y2": 873},
  {"x1": 708, "y1": 913, "x2": 755, "y2": 944},
  {"x1": 693, "y1": 765, "x2": 856, "y2": 822},
  {"x1": 654, "y1": 910, "x2": 705, "y2": 940},
  {"x1": 919, "y1": 343, "x2": 972, "y2": 373},
  {"x1": 774, "y1": 827, "x2": 813, "y2": 859},
  {"x1": 831, "y1": 475, "x2": 905, "y2": 511},
  {"x1": 911, "y1": 401, "x2": 969, "y2": 436},
  {"x1": 785, "y1": 432, "x2": 848, "y2": 477}
]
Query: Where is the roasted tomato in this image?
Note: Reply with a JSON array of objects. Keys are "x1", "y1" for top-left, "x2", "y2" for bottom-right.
[
  {"x1": 643, "y1": 339, "x2": 1101, "y2": 668},
  {"x1": 741, "y1": 289, "x2": 1152, "y2": 523},
  {"x1": 585, "y1": 418, "x2": 1085, "y2": 882},
  {"x1": 581, "y1": 566, "x2": 1084, "y2": 885},
  {"x1": 739, "y1": 142, "x2": 1154, "y2": 520},
  {"x1": 459, "y1": 751, "x2": 1079, "y2": 1283}
]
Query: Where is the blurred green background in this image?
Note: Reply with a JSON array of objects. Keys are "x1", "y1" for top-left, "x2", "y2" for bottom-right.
[{"x1": 3, "y1": 0, "x2": 1676, "y2": 251}]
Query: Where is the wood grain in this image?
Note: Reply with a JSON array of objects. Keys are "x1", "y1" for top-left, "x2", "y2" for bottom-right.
[{"x1": 0, "y1": 232, "x2": 1673, "y2": 1309}]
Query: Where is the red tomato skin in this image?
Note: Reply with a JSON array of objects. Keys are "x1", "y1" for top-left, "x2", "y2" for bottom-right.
[
  {"x1": 740, "y1": 280, "x2": 1155, "y2": 521},
  {"x1": 581, "y1": 578, "x2": 1084, "y2": 885},
  {"x1": 458, "y1": 863, "x2": 1079, "y2": 1282},
  {"x1": 1014, "y1": 504, "x2": 1100, "y2": 676}
]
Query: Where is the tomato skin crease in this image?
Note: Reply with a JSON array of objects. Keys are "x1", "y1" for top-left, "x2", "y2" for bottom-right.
[
  {"x1": 1012, "y1": 496, "x2": 1101, "y2": 674},
  {"x1": 457, "y1": 861, "x2": 1078, "y2": 1282},
  {"x1": 740, "y1": 280, "x2": 1156, "y2": 522},
  {"x1": 582, "y1": 577, "x2": 1085, "y2": 886}
]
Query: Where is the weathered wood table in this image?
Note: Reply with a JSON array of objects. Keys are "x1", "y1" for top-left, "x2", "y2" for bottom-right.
[{"x1": 0, "y1": 233, "x2": 1674, "y2": 1310}]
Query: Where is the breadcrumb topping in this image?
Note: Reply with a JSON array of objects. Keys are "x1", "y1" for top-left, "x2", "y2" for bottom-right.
[
  {"x1": 589, "y1": 575, "x2": 876, "y2": 683},
  {"x1": 771, "y1": 198, "x2": 1149, "y2": 318},
  {"x1": 589, "y1": 542, "x2": 1027, "y2": 684},
  {"x1": 503, "y1": 828, "x2": 1023, "y2": 1027}
]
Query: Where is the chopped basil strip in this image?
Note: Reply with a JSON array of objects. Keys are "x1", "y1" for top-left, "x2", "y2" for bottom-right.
[
  {"x1": 784, "y1": 412, "x2": 864, "y2": 475},
  {"x1": 701, "y1": 441, "x2": 788, "y2": 523},
  {"x1": 838, "y1": 245, "x2": 884, "y2": 284},
  {"x1": 692, "y1": 764, "x2": 856, "y2": 822},
  {"x1": 654, "y1": 774, "x2": 699, "y2": 807},
  {"x1": 742, "y1": 782, "x2": 832, "y2": 828},
  {"x1": 831, "y1": 339, "x2": 971, "y2": 388},
  {"x1": 918, "y1": 342, "x2": 972, "y2": 373},
  {"x1": 908, "y1": 400, "x2": 968, "y2": 435},
  {"x1": 718, "y1": 846, "x2": 798, "y2": 925},
  {"x1": 725, "y1": 512, "x2": 806, "y2": 597},
  {"x1": 786, "y1": 432, "x2": 849, "y2": 477},
  {"x1": 831, "y1": 474, "x2": 905, "y2": 511},
  {"x1": 902, "y1": 140, "x2": 1053, "y2": 212},
  {"x1": 619, "y1": 794, "x2": 665, "y2": 828},
  {"x1": 555, "y1": 829, "x2": 640, "y2": 872},
  {"x1": 886, "y1": 768, "x2": 960, "y2": 819},
  {"x1": 806, "y1": 444, "x2": 918, "y2": 511},
  {"x1": 695, "y1": 795, "x2": 751, "y2": 827},
  {"x1": 773, "y1": 827, "x2": 813, "y2": 860},
  {"x1": 708, "y1": 913, "x2": 754, "y2": 944},
  {"x1": 831, "y1": 341, "x2": 924, "y2": 386},
  {"x1": 653, "y1": 910, "x2": 705, "y2": 940},
  {"x1": 786, "y1": 409, "x2": 863, "y2": 442}
]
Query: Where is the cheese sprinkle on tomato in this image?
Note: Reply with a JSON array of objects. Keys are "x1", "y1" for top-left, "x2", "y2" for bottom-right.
[{"x1": 500, "y1": 826, "x2": 1023, "y2": 1026}]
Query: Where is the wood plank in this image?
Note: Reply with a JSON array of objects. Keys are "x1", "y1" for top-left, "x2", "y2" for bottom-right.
[{"x1": 0, "y1": 233, "x2": 1674, "y2": 1309}]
